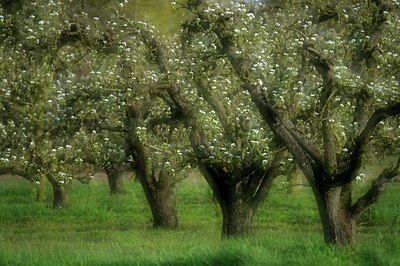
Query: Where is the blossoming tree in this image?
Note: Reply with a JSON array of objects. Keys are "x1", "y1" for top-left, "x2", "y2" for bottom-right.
[
  {"x1": 0, "y1": 0, "x2": 102, "y2": 208},
  {"x1": 182, "y1": 0, "x2": 400, "y2": 244}
]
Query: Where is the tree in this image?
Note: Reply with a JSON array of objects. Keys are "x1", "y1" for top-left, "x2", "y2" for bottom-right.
[
  {"x1": 0, "y1": 0, "x2": 189, "y2": 223},
  {"x1": 120, "y1": 21, "x2": 192, "y2": 229},
  {"x1": 182, "y1": 0, "x2": 400, "y2": 244},
  {"x1": 114, "y1": 9, "x2": 288, "y2": 237},
  {"x1": 0, "y1": 0, "x2": 100, "y2": 208},
  {"x1": 60, "y1": 8, "x2": 194, "y2": 227}
]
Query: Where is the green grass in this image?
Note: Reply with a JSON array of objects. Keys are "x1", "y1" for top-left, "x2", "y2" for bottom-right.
[{"x1": 0, "y1": 176, "x2": 399, "y2": 265}]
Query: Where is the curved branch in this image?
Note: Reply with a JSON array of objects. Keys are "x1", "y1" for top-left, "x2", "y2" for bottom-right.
[
  {"x1": 0, "y1": 166, "x2": 32, "y2": 180},
  {"x1": 335, "y1": 103, "x2": 400, "y2": 184},
  {"x1": 250, "y1": 150, "x2": 287, "y2": 203},
  {"x1": 351, "y1": 157, "x2": 400, "y2": 217}
]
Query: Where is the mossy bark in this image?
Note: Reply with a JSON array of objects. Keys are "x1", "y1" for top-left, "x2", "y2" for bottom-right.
[
  {"x1": 35, "y1": 174, "x2": 48, "y2": 202},
  {"x1": 148, "y1": 184, "x2": 178, "y2": 229}
]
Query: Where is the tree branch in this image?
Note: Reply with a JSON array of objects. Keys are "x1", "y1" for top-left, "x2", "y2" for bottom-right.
[
  {"x1": 0, "y1": 166, "x2": 32, "y2": 180},
  {"x1": 251, "y1": 150, "x2": 287, "y2": 203},
  {"x1": 350, "y1": 157, "x2": 400, "y2": 217},
  {"x1": 336, "y1": 103, "x2": 400, "y2": 185},
  {"x1": 194, "y1": 13, "x2": 324, "y2": 181},
  {"x1": 305, "y1": 45, "x2": 338, "y2": 175},
  {"x1": 195, "y1": 79, "x2": 239, "y2": 144}
]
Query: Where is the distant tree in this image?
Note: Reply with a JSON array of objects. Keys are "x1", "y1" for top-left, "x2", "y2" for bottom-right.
[
  {"x1": 0, "y1": 1, "x2": 100, "y2": 208},
  {"x1": 0, "y1": 0, "x2": 190, "y2": 223},
  {"x1": 61, "y1": 7, "x2": 194, "y2": 227}
]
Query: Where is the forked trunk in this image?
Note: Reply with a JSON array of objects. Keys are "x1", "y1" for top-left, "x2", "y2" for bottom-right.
[
  {"x1": 221, "y1": 198, "x2": 256, "y2": 238},
  {"x1": 129, "y1": 146, "x2": 179, "y2": 229},
  {"x1": 198, "y1": 163, "x2": 272, "y2": 238},
  {"x1": 318, "y1": 185, "x2": 356, "y2": 245},
  {"x1": 136, "y1": 168, "x2": 179, "y2": 229},
  {"x1": 52, "y1": 182, "x2": 71, "y2": 209}
]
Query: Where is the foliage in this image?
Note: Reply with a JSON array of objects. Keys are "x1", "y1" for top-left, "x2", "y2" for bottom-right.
[
  {"x1": 0, "y1": 1, "x2": 102, "y2": 184},
  {"x1": 175, "y1": 0, "x2": 400, "y2": 244},
  {"x1": 0, "y1": 0, "x2": 399, "y2": 243}
]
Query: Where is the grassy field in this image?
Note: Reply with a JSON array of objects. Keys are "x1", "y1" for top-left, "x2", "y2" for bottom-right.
[{"x1": 0, "y1": 174, "x2": 399, "y2": 266}]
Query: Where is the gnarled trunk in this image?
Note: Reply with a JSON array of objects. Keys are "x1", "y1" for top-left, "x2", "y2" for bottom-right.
[
  {"x1": 126, "y1": 98, "x2": 179, "y2": 230},
  {"x1": 318, "y1": 185, "x2": 355, "y2": 245},
  {"x1": 46, "y1": 175, "x2": 71, "y2": 209},
  {"x1": 198, "y1": 163, "x2": 274, "y2": 238},
  {"x1": 221, "y1": 198, "x2": 256, "y2": 238},
  {"x1": 133, "y1": 157, "x2": 179, "y2": 229}
]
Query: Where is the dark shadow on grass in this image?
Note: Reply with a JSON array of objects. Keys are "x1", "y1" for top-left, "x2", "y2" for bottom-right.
[{"x1": 96, "y1": 246, "x2": 255, "y2": 266}]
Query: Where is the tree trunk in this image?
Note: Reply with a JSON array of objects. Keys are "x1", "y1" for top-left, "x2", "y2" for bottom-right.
[
  {"x1": 106, "y1": 169, "x2": 125, "y2": 195},
  {"x1": 134, "y1": 162, "x2": 179, "y2": 229},
  {"x1": 126, "y1": 98, "x2": 179, "y2": 229},
  {"x1": 52, "y1": 182, "x2": 71, "y2": 209},
  {"x1": 286, "y1": 165, "x2": 301, "y2": 195},
  {"x1": 197, "y1": 163, "x2": 273, "y2": 238},
  {"x1": 138, "y1": 180, "x2": 178, "y2": 229},
  {"x1": 221, "y1": 198, "x2": 256, "y2": 238},
  {"x1": 319, "y1": 186, "x2": 356, "y2": 245},
  {"x1": 35, "y1": 174, "x2": 48, "y2": 202},
  {"x1": 147, "y1": 184, "x2": 178, "y2": 229},
  {"x1": 127, "y1": 142, "x2": 179, "y2": 228}
]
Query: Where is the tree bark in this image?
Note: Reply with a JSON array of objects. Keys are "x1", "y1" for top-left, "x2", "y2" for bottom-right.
[
  {"x1": 136, "y1": 168, "x2": 179, "y2": 229},
  {"x1": 148, "y1": 184, "x2": 178, "y2": 229},
  {"x1": 133, "y1": 165, "x2": 179, "y2": 229},
  {"x1": 318, "y1": 185, "x2": 356, "y2": 245},
  {"x1": 106, "y1": 168, "x2": 125, "y2": 195},
  {"x1": 51, "y1": 182, "x2": 71, "y2": 209},
  {"x1": 126, "y1": 101, "x2": 179, "y2": 230},
  {"x1": 221, "y1": 198, "x2": 256, "y2": 238},
  {"x1": 35, "y1": 174, "x2": 48, "y2": 202},
  {"x1": 198, "y1": 162, "x2": 278, "y2": 238}
]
